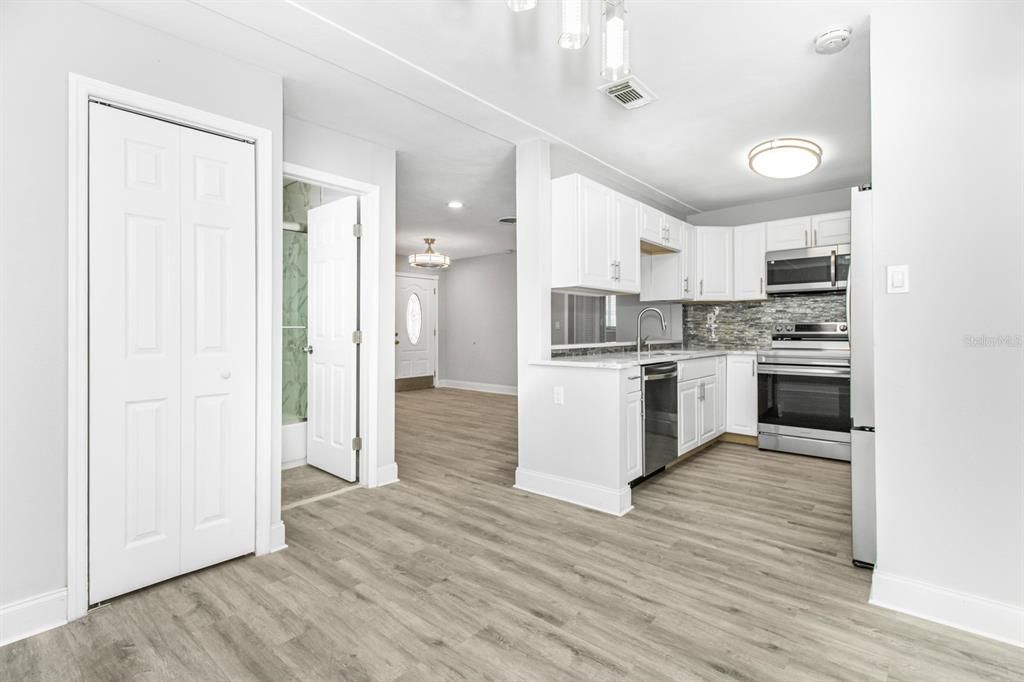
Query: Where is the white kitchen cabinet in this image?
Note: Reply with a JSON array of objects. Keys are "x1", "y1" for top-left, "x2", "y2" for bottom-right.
[
  {"x1": 639, "y1": 221, "x2": 693, "y2": 302},
  {"x1": 639, "y1": 203, "x2": 664, "y2": 245},
  {"x1": 765, "y1": 216, "x2": 812, "y2": 251},
  {"x1": 726, "y1": 353, "x2": 757, "y2": 436},
  {"x1": 733, "y1": 223, "x2": 766, "y2": 300},
  {"x1": 664, "y1": 215, "x2": 685, "y2": 252},
  {"x1": 623, "y1": 388, "x2": 643, "y2": 482},
  {"x1": 715, "y1": 356, "x2": 727, "y2": 436},
  {"x1": 613, "y1": 193, "x2": 641, "y2": 291},
  {"x1": 551, "y1": 174, "x2": 639, "y2": 295},
  {"x1": 812, "y1": 211, "x2": 851, "y2": 247},
  {"x1": 695, "y1": 227, "x2": 733, "y2": 300},
  {"x1": 699, "y1": 378, "x2": 718, "y2": 442},
  {"x1": 678, "y1": 379, "x2": 700, "y2": 454}
]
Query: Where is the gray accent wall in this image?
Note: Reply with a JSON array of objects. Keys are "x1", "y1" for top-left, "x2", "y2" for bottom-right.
[{"x1": 438, "y1": 253, "x2": 518, "y2": 389}]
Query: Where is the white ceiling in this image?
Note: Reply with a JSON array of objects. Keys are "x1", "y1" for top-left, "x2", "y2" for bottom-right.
[{"x1": 89, "y1": 0, "x2": 872, "y2": 257}]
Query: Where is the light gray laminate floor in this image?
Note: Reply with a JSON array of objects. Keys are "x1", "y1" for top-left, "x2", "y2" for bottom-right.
[
  {"x1": 3, "y1": 388, "x2": 1022, "y2": 680},
  {"x1": 281, "y1": 464, "x2": 354, "y2": 509}
]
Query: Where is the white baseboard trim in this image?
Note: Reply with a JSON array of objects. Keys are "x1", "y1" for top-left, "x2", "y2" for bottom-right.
[
  {"x1": 514, "y1": 468, "x2": 633, "y2": 517},
  {"x1": 267, "y1": 521, "x2": 287, "y2": 554},
  {"x1": 436, "y1": 379, "x2": 517, "y2": 396},
  {"x1": 281, "y1": 421, "x2": 307, "y2": 469},
  {"x1": 0, "y1": 588, "x2": 68, "y2": 647},
  {"x1": 373, "y1": 463, "x2": 400, "y2": 488},
  {"x1": 870, "y1": 570, "x2": 1024, "y2": 647}
]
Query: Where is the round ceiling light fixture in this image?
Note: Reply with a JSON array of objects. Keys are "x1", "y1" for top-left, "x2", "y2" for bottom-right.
[
  {"x1": 447, "y1": 200, "x2": 463, "y2": 209},
  {"x1": 814, "y1": 25, "x2": 852, "y2": 55},
  {"x1": 408, "y1": 238, "x2": 450, "y2": 269},
  {"x1": 748, "y1": 138, "x2": 823, "y2": 179}
]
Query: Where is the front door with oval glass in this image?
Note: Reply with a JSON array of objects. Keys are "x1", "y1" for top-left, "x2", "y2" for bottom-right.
[{"x1": 396, "y1": 274, "x2": 436, "y2": 381}]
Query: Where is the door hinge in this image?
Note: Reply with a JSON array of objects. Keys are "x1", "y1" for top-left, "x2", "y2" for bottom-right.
[
  {"x1": 351, "y1": 436, "x2": 363, "y2": 451},
  {"x1": 353, "y1": 223, "x2": 363, "y2": 238},
  {"x1": 352, "y1": 330, "x2": 363, "y2": 344}
]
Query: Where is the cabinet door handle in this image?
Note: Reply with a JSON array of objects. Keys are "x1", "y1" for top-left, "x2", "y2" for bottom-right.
[
  {"x1": 804, "y1": 231, "x2": 809, "y2": 247},
  {"x1": 760, "y1": 276, "x2": 764, "y2": 294},
  {"x1": 699, "y1": 279, "x2": 704, "y2": 296},
  {"x1": 813, "y1": 227, "x2": 818, "y2": 246},
  {"x1": 610, "y1": 261, "x2": 617, "y2": 280},
  {"x1": 683, "y1": 276, "x2": 689, "y2": 293},
  {"x1": 751, "y1": 360, "x2": 755, "y2": 377}
]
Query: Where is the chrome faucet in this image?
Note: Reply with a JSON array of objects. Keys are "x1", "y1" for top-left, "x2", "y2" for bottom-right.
[{"x1": 636, "y1": 307, "x2": 668, "y2": 354}]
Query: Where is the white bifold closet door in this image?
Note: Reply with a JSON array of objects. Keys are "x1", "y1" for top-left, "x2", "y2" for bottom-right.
[{"x1": 88, "y1": 103, "x2": 256, "y2": 603}]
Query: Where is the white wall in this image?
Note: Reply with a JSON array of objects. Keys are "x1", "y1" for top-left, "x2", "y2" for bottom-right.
[
  {"x1": 437, "y1": 252, "x2": 517, "y2": 390},
  {"x1": 285, "y1": 116, "x2": 398, "y2": 486},
  {"x1": 0, "y1": 0, "x2": 283, "y2": 617},
  {"x1": 869, "y1": 2, "x2": 1024, "y2": 646},
  {"x1": 688, "y1": 187, "x2": 852, "y2": 226}
]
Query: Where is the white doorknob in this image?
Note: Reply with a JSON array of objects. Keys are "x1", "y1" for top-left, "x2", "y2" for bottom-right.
[{"x1": 220, "y1": 369, "x2": 231, "y2": 379}]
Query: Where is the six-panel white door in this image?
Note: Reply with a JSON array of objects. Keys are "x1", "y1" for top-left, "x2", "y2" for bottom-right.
[
  {"x1": 89, "y1": 103, "x2": 256, "y2": 603},
  {"x1": 396, "y1": 274, "x2": 437, "y2": 379},
  {"x1": 306, "y1": 198, "x2": 359, "y2": 481}
]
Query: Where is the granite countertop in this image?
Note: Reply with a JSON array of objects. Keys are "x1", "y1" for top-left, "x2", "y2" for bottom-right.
[{"x1": 532, "y1": 347, "x2": 760, "y2": 370}]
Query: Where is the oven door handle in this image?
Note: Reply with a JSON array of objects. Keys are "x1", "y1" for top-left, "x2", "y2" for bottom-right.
[{"x1": 758, "y1": 365, "x2": 850, "y2": 378}]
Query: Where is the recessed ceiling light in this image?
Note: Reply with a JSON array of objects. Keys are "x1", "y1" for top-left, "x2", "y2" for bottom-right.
[
  {"x1": 447, "y1": 200, "x2": 463, "y2": 209},
  {"x1": 748, "y1": 138, "x2": 822, "y2": 179}
]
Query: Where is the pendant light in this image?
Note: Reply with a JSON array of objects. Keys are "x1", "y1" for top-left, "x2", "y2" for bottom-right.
[
  {"x1": 558, "y1": 0, "x2": 590, "y2": 50},
  {"x1": 408, "y1": 238, "x2": 451, "y2": 269},
  {"x1": 748, "y1": 138, "x2": 823, "y2": 179},
  {"x1": 505, "y1": 0, "x2": 537, "y2": 12},
  {"x1": 601, "y1": 0, "x2": 630, "y2": 81}
]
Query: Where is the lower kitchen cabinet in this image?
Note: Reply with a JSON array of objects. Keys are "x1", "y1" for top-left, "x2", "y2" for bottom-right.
[
  {"x1": 678, "y1": 358, "x2": 721, "y2": 456},
  {"x1": 726, "y1": 353, "x2": 758, "y2": 436},
  {"x1": 623, "y1": 388, "x2": 643, "y2": 481},
  {"x1": 715, "y1": 355, "x2": 727, "y2": 436},
  {"x1": 678, "y1": 379, "x2": 701, "y2": 453}
]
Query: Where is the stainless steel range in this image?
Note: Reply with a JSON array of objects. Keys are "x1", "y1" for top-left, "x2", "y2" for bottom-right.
[{"x1": 757, "y1": 322, "x2": 851, "y2": 461}]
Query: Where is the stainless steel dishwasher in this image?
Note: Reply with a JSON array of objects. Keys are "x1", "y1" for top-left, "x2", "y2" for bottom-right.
[{"x1": 641, "y1": 362, "x2": 679, "y2": 478}]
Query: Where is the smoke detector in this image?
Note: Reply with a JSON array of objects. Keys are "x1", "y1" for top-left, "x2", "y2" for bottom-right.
[
  {"x1": 814, "y1": 26, "x2": 852, "y2": 55},
  {"x1": 597, "y1": 77, "x2": 658, "y2": 110}
]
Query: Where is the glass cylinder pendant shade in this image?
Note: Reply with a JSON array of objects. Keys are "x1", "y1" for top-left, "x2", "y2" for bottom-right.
[
  {"x1": 408, "y1": 238, "x2": 450, "y2": 269},
  {"x1": 558, "y1": 0, "x2": 590, "y2": 50},
  {"x1": 505, "y1": 0, "x2": 537, "y2": 12},
  {"x1": 601, "y1": 0, "x2": 630, "y2": 81}
]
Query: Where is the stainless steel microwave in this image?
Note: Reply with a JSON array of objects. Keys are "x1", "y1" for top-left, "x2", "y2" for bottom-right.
[{"x1": 765, "y1": 244, "x2": 851, "y2": 294}]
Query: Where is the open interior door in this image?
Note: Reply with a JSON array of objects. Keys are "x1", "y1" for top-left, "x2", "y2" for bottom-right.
[{"x1": 306, "y1": 197, "x2": 358, "y2": 481}]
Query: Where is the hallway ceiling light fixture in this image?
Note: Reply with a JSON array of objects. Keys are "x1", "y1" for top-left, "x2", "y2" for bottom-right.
[
  {"x1": 409, "y1": 238, "x2": 451, "y2": 269},
  {"x1": 505, "y1": 0, "x2": 537, "y2": 12},
  {"x1": 447, "y1": 200, "x2": 463, "y2": 209},
  {"x1": 559, "y1": 0, "x2": 590, "y2": 50},
  {"x1": 601, "y1": 0, "x2": 630, "y2": 81},
  {"x1": 748, "y1": 138, "x2": 823, "y2": 179}
]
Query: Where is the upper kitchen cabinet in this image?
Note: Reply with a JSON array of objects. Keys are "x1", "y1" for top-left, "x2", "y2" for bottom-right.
[
  {"x1": 733, "y1": 223, "x2": 766, "y2": 300},
  {"x1": 765, "y1": 216, "x2": 812, "y2": 251},
  {"x1": 766, "y1": 211, "x2": 851, "y2": 251},
  {"x1": 694, "y1": 226, "x2": 733, "y2": 300},
  {"x1": 551, "y1": 174, "x2": 640, "y2": 295},
  {"x1": 639, "y1": 205, "x2": 683, "y2": 253},
  {"x1": 640, "y1": 221, "x2": 693, "y2": 302},
  {"x1": 811, "y1": 211, "x2": 851, "y2": 247}
]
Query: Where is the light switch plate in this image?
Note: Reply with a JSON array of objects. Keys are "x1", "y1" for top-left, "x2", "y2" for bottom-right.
[
  {"x1": 887, "y1": 264, "x2": 910, "y2": 293},
  {"x1": 553, "y1": 386, "x2": 565, "y2": 405}
]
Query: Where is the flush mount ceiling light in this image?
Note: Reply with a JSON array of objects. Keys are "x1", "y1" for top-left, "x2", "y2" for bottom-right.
[
  {"x1": 748, "y1": 138, "x2": 823, "y2": 179},
  {"x1": 505, "y1": 0, "x2": 537, "y2": 11},
  {"x1": 447, "y1": 200, "x2": 463, "y2": 209},
  {"x1": 601, "y1": 0, "x2": 630, "y2": 81},
  {"x1": 559, "y1": 0, "x2": 590, "y2": 50},
  {"x1": 408, "y1": 238, "x2": 450, "y2": 269}
]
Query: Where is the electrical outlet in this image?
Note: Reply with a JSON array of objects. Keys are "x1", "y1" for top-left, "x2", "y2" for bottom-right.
[{"x1": 553, "y1": 386, "x2": 565, "y2": 405}]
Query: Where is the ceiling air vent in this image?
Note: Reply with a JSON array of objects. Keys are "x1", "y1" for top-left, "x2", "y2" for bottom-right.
[{"x1": 598, "y1": 77, "x2": 657, "y2": 110}]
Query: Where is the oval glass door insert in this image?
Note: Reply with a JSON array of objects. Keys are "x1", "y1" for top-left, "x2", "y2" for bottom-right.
[{"x1": 406, "y1": 293, "x2": 422, "y2": 344}]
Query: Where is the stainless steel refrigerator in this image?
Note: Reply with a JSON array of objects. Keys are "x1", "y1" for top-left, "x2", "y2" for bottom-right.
[{"x1": 850, "y1": 186, "x2": 876, "y2": 568}]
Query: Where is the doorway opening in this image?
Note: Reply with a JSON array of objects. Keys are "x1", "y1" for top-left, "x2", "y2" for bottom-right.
[
  {"x1": 395, "y1": 272, "x2": 439, "y2": 392},
  {"x1": 280, "y1": 173, "x2": 361, "y2": 508}
]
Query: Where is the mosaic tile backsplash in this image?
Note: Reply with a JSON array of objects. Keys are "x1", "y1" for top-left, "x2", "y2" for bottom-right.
[{"x1": 682, "y1": 292, "x2": 847, "y2": 349}]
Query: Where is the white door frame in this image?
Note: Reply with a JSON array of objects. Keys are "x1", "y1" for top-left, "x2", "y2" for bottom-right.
[
  {"x1": 396, "y1": 271, "x2": 440, "y2": 382},
  {"x1": 283, "y1": 162, "x2": 383, "y2": 489},
  {"x1": 67, "y1": 74, "x2": 276, "y2": 621}
]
